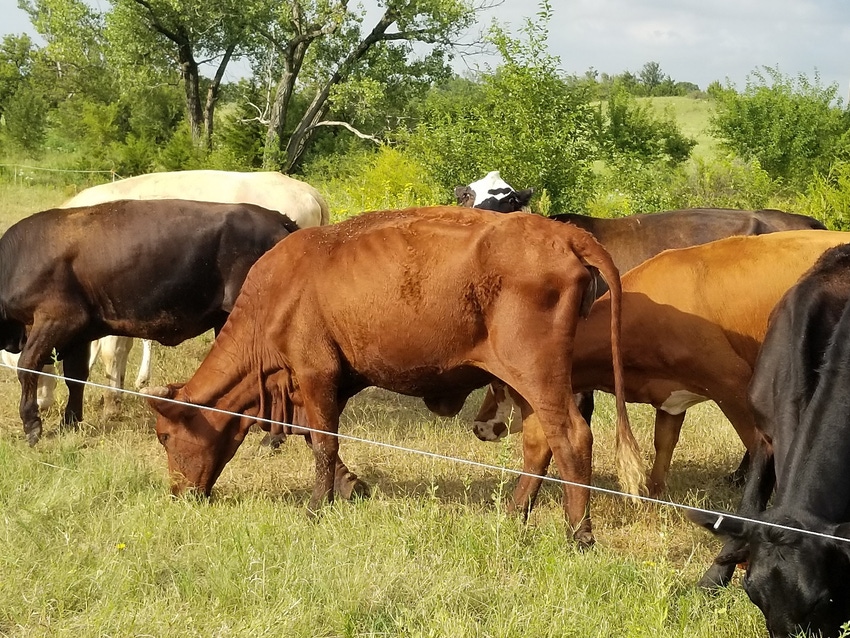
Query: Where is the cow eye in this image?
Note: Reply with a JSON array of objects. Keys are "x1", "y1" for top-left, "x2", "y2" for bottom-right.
[{"x1": 158, "y1": 433, "x2": 169, "y2": 445}]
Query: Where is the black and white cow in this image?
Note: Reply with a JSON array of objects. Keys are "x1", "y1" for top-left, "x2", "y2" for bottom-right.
[
  {"x1": 692, "y1": 243, "x2": 850, "y2": 637},
  {"x1": 454, "y1": 171, "x2": 534, "y2": 212}
]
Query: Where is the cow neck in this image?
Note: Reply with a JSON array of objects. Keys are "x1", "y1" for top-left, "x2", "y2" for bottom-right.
[{"x1": 182, "y1": 329, "x2": 263, "y2": 429}]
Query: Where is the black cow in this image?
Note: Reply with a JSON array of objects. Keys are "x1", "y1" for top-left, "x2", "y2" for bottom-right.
[
  {"x1": 0, "y1": 199, "x2": 299, "y2": 445},
  {"x1": 691, "y1": 244, "x2": 850, "y2": 637}
]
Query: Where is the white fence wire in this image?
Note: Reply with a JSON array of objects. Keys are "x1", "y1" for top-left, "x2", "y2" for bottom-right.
[{"x1": 0, "y1": 360, "x2": 847, "y2": 546}]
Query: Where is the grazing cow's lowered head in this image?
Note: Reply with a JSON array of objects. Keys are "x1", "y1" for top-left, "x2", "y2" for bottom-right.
[
  {"x1": 144, "y1": 383, "x2": 249, "y2": 497},
  {"x1": 454, "y1": 171, "x2": 534, "y2": 213},
  {"x1": 691, "y1": 511, "x2": 850, "y2": 637}
]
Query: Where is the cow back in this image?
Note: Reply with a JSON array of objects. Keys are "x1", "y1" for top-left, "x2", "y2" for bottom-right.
[{"x1": 0, "y1": 199, "x2": 298, "y2": 345}]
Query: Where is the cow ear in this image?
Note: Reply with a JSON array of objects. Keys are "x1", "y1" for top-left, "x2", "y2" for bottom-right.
[
  {"x1": 455, "y1": 186, "x2": 475, "y2": 207},
  {"x1": 516, "y1": 188, "x2": 534, "y2": 208},
  {"x1": 688, "y1": 510, "x2": 748, "y2": 539}
]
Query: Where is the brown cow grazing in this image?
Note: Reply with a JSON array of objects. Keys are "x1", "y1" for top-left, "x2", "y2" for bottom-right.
[
  {"x1": 145, "y1": 206, "x2": 643, "y2": 546},
  {"x1": 472, "y1": 231, "x2": 850, "y2": 514},
  {"x1": 0, "y1": 199, "x2": 299, "y2": 445}
]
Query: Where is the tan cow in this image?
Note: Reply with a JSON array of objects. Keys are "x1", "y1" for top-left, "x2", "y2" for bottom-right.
[
  {"x1": 145, "y1": 206, "x2": 642, "y2": 547},
  {"x1": 473, "y1": 230, "x2": 850, "y2": 508},
  {"x1": 54, "y1": 170, "x2": 329, "y2": 413}
]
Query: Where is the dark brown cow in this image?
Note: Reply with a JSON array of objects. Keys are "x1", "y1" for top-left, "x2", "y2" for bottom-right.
[
  {"x1": 0, "y1": 199, "x2": 299, "y2": 445},
  {"x1": 472, "y1": 231, "x2": 850, "y2": 513},
  {"x1": 145, "y1": 206, "x2": 642, "y2": 546}
]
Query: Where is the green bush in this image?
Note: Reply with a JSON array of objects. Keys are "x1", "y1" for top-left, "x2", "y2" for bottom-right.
[
  {"x1": 711, "y1": 67, "x2": 849, "y2": 190},
  {"x1": 302, "y1": 146, "x2": 443, "y2": 221},
  {"x1": 668, "y1": 156, "x2": 778, "y2": 210},
  {"x1": 3, "y1": 83, "x2": 48, "y2": 156},
  {"x1": 796, "y1": 162, "x2": 850, "y2": 230}
]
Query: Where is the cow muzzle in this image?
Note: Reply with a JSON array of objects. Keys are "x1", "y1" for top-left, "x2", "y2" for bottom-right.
[{"x1": 473, "y1": 418, "x2": 509, "y2": 441}]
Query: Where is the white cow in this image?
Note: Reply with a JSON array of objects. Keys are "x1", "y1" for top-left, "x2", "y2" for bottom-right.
[{"x1": 51, "y1": 170, "x2": 329, "y2": 413}]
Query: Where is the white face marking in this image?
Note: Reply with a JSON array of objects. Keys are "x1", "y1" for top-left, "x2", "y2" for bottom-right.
[
  {"x1": 659, "y1": 390, "x2": 708, "y2": 415},
  {"x1": 467, "y1": 171, "x2": 516, "y2": 206},
  {"x1": 472, "y1": 391, "x2": 519, "y2": 441}
]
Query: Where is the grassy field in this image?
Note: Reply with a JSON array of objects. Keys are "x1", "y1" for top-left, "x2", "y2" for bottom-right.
[{"x1": 0, "y1": 181, "x2": 769, "y2": 636}]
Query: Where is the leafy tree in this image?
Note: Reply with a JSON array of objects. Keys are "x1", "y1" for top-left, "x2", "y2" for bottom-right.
[
  {"x1": 4, "y1": 83, "x2": 48, "y2": 155},
  {"x1": 252, "y1": 0, "x2": 481, "y2": 172},
  {"x1": 103, "y1": 0, "x2": 251, "y2": 148},
  {"x1": 0, "y1": 34, "x2": 35, "y2": 120},
  {"x1": 403, "y1": 1, "x2": 599, "y2": 212},
  {"x1": 711, "y1": 67, "x2": 850, "y2": 189},
  {"x1": 20, "y1": 0, "x2": 117, "y2": 104},
  {"x1": 639, "y1": 61, "x2": 665, "y2": 93},
  {"x1": 599, "y1": 84, "x2": 696, "y2": 164}
]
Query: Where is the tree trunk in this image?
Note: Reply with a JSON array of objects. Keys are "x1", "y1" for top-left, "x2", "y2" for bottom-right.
[
  {"x1": 203, "y1": 44, "x2": 236, "y2": 150},
  {"x1": 177, "y1": 42, "x2": 203, "y2": 146}
]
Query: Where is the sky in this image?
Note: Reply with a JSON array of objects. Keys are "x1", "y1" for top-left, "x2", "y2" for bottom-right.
[{"x1": 1, "y1": 0, "x2": 848, "y2": 96}]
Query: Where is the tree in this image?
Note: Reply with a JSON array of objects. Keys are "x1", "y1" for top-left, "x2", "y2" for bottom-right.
[
  {"x1": 600, "y1": 84, "x2": 695, "y2": 164},
  {"x1": 403, "y1": 1, "x2": 600, "y2": 212},
  {"x1": 639, "y1": 61, "x2": 664, "y2": 93},
  {"x1": 253, "y1": 0, "x2": 482, "y2": 171},
  {"x1": 711, "y1": 67, "x2": 850, "y2": 189},
  {"x1": 103, "y1": 0, "x2": 251, "y2": 148},
  {"x1": 0, "y1": 34, "x2": 35, "y2": 119},
  {"x1": 4, "y1": 83, "x2": 48, "y2": 155}
]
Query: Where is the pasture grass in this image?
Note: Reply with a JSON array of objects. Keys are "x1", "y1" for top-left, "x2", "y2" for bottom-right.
[{"x1": 0, "y1": 179, "x2": 770, "y2": 636}]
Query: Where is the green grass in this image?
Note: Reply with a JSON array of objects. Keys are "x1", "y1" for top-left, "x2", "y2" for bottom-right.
[{"x1": 0, "y1": 179, "x2": 770, "y2": 636}]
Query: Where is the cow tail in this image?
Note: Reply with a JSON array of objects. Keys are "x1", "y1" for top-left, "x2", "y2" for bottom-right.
[{"x1": 576, "y1": 239, "x2": 646, "y2": 497}]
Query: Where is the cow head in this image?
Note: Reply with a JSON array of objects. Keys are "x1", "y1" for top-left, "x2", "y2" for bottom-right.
[
  {"x1": 691, "y1": 510, "x2": 850, "y2": 637},
  {"x1": 455, "y1": 171, "x2": 534, "y2": 213},
  {"x1": 472, "y1": 380, "x2": 521, "y2": 441},
  {"x1": 143, "y1": 384, "x2": 248, "y2": 497}
]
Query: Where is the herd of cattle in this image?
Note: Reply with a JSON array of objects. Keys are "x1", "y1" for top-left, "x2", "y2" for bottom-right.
[{"x1": 2, "y1": 168, "x2": 850, "y2": 636}]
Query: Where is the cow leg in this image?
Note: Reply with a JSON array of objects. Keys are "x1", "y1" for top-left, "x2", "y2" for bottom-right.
[
  {"x1": 60, "y1": 341, "x2": 92, "y2": 428},
  {"x1": 698, "y1": 439, "x2": 775, "y2": 588},
  {"x1": 509, "y1": 411, "x2": 552, "y2": 520},
  {"x1": 514, "y1": 389, "x2": 595, "y2": 547},
  {"x1": 577, "y1": 391, "x2": 595, "y2": 426},
  {"x1": 298, "y1": 374, "x2": 343, "y2": 516},
  {"x1": 647, "y1": 410, "x2": 686, "y2": 497},
  {"x1": 301, "y1": 434, "x2": 370, "y2": 500},
  {"x1": 16, "y1": 344, "x2": 56, "y2": 446},
  {"x1": 96, "y1": 336, "x2": 133, "y2": 418},
  {"x1": 135, "y1": 339, "x2": 153, "y2": 388}
]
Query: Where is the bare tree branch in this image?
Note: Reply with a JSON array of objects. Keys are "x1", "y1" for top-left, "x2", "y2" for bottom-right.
[{"x1": 305, "y1": 120, "x2": 383, "y2": 144}]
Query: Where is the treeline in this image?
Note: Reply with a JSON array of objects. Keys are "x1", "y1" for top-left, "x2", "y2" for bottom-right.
[{"x1": 1, "y1": 0, "x2": 849, "y2": 228}]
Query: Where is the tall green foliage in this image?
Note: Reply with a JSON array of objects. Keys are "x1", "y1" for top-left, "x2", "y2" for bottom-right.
[
  {"x1": 711, "y1": 67, "x2": 850, "y2": 190},
  {"x1": 601, "y1": 85, "x2": 696, "y2": 164},
  {"x1": 403, "y1": 2, "x2": 598, "y2": 212},
  {"x1": 3, "y1": 83, "x2": 48, "y2": 156}
]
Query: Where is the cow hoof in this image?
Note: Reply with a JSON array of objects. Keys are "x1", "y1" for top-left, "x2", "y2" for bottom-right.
[
  {"x1": 574, "y1": 532, "x2": 595, "y2": 550},
  {"x1": 25, "y1": 427, "x2": 42, "y2": 447},
  {"x1": 335, "y1": 472, "x2": 371, "y2": 500}
]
